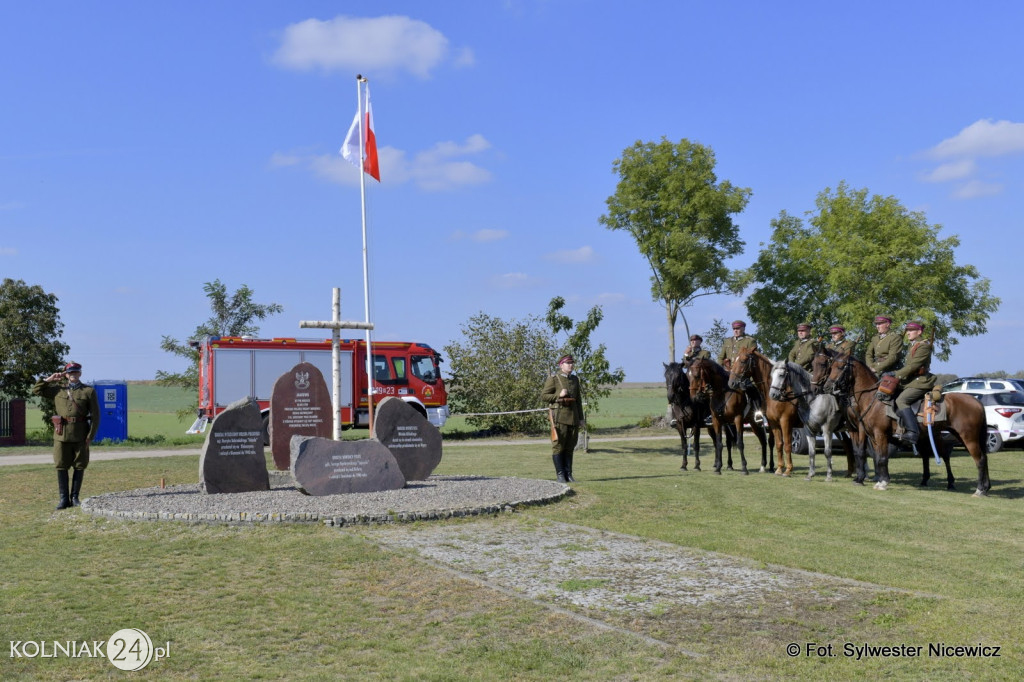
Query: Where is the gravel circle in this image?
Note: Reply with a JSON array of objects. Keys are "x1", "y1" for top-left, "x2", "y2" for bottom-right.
[{"x1": 81, "y1": 473, "x2": 570, "y2": 525}]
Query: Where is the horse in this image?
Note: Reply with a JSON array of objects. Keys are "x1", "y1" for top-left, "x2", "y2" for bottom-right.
[
  {"x1": 808, "y1": 347, "x2": 862, "y2": 478},
  {"x1": 688, "y1": 357, "x2": 774, "y2": 474},
  {"x1": 664, "y1": 362, "x2": 731, "y2": 471},
  {"x1": 728, "y1": 347, "x2": 808, "y2": 477},
  {"x1": 769, "y1": 360, "x2": 844, "y2": 481},
  {"x1": 823, "y1": 351, "x2": 992, "y2": 496}
]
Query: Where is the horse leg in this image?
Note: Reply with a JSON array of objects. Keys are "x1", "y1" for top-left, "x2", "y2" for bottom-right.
[
  {"x1": 725, "y1": 423, "x2": 736, "y2": 471},
  {"x1": 849, "y1": 433, "x2": 866, "y2": 485},
  {"x1": 942, "y1": 438, "x2": 956, "y2": 491},
  {"x1": 967, "y1": 434, "x2": 991, "y2": 497},
  {"x1": 872, "y1": 430, "x2": 891, "y2": 490},
  {"x1": 735, "y1": 418, "x2": 749, "y2": 475},
  {"x1": 677, "y1": 426, "x2": 689, "y2": 471},
  {"x1": 806, "y1": 430, "x2": 817, "y2": 480},
  {"x1": 823, "y1": 431, "x2": 834, "y2": 482}
]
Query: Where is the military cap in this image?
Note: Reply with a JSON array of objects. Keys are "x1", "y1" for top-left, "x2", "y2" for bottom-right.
[
  {"x1": 874, "y1": 315, "x2": 892, "y2": 324},
  {"x1": 64, "y1": 362, "x2": 83, "y2": 373},
  {"x1": 556, "y1": 354, "x2": 575, "y2": 365},
  {"x1": 689, "y1": 334, "x2": 702, "y2": 342},
  {"x1": 828, "y1": 325, "x2": 845, "y2": 334},
  {"x1": 905, "y1": 321, "x2": 924, "y2": 331},
  {"x1": 731, "y1": 320, "x2": 746, "y2": 329},
  {"x1": 796, "y1": 323, "x2": 811, "y2": 332}
]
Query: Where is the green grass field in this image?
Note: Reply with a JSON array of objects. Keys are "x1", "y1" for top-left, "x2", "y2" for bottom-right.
[{"x1": 3, "y1": 383, "x2": 1022, "y2": 679}]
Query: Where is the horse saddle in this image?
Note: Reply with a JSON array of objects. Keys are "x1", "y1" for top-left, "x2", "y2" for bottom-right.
[{"x1": 884, "y1": 390, "x2": 948, "y2": 424}]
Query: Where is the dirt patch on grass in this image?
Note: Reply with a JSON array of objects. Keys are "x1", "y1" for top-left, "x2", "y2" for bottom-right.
[{"x1": 362, "y1": 517, "x2": 925, "y2": 653}]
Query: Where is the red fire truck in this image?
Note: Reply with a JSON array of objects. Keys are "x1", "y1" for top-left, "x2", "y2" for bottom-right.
[{"x1": 187, "y1": 336, "x2": 449, "y2": 438}]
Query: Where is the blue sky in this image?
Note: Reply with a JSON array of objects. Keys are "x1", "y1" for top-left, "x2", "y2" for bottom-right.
[{"x1": 3, "y1": 1, "x2": 1022, "y2": 385}]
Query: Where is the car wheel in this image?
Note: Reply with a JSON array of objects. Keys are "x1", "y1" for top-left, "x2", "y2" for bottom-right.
[
  {"x1": 986, "y1": 428, "x2": 1003, "y2": 454},
  {"x1": 790, "y1": 428, "x2": 808, "y2": 454}
]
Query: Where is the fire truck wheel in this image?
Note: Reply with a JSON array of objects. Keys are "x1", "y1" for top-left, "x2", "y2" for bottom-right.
[{"x1": 261, "y1": 413, "x2": 270, "y2": 446}]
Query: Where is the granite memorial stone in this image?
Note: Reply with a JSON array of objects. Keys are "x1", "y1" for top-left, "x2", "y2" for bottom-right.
[
  {"x1": 199, "y1": 397, "x2": 271, "y2": 494},
  {"x1": 371, "y1": 396, "x2": 443, "y2": 481},
  {"x1": 290, "y1": 436, "x2": 406, "y2": 495},
  {"x1": 270, "y1": 362, "x2": 332, "y2": 470}
]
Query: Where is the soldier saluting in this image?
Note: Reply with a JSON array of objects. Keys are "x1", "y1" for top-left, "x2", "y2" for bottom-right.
[{"x1": 32, "y1": 362, "x2": 100, "y2": 510}]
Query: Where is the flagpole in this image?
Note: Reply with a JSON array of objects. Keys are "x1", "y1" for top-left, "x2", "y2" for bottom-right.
[{"x1": 356, "y1": 74, "x2": 375, "y2": 431}]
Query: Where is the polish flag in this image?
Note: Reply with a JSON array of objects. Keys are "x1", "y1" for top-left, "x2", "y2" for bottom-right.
[{"x1": 341, "y1": 84, "x2": 380, "y2": 182}]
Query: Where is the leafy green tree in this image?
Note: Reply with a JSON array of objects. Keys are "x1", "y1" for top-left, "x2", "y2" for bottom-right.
[
  {"x1": 443, "y1": 312, "x2": 557, "y2": 434},
  {"x1": 599, "y1": 137, "x2": 751, "y2": 361},
  {"x1": 745, "y1": 182, "x2": 1000, "y2": 360},
  {"x1": 699, "y1": 318, "x2": 729, "y2": 362},
  {"x1": 0, "y1": 279, "x2": 69, "y2": 404},
  {"x1": 156, "y1": 280, "x2": 284, "y2": 418},
  {"x1": 545, "y1": 296, "x2": 625, "y2": 416}
]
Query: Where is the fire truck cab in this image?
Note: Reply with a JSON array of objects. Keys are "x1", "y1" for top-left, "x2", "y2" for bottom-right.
[{"x1": 187, "y1": 336, "x2": 449, "y2": 438}]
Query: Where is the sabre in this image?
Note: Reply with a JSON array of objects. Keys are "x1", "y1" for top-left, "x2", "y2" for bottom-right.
[{"x1": 924, "y1": 394, "x2": 941, "y2": 465}]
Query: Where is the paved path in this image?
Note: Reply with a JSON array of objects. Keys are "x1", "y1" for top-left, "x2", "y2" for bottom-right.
[{"x1": 0, "y1": 435, "x2": 681, "y2": 467}]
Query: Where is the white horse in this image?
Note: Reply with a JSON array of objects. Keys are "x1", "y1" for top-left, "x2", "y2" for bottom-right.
[{"x1": 769, "y1": 361, "x2": 842, "y2": 481}]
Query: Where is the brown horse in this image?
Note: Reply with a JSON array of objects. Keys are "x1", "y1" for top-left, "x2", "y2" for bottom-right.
[
  {"x1": 728, "y1": 347, "x2": 806, "y2": 477},
  {"x1": 688, "y1": 357, "x2": 774, "y2": 474},
  {"x1": 823, "y1": 351, "x2": 992, "y2": 496},
  {"x1": 664, "y1": 362, "x2": 731, "y2": 471}
]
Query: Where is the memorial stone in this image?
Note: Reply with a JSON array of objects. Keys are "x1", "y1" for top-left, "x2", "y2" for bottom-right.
[
  {"x1": 270, "y1": 362, "x2": 332, "y2": 470},
  {"x1": 372, "y1": 397, "x2": 443, "y2": 481},
  {"x1": 290, "y1": 436, "x2": 406, "y2": 495},
  {"x1": 199, "y1": 397, "x2": 271, "y2": 494}
]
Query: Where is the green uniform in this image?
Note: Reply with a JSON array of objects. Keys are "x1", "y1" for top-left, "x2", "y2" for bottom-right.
[
  {"x1": 894, "y1": 338, "x2": 935, "y2": 409},
  {"x1": 682, "y1": 347, "x2": 711, "y2": 365},
  {"x1": 32, "y1": 378, "x2": 100, "y2": 470},
  {"x1": 824, "y1": 338, "x2": 855, "y2": 356},
  {"x1": 718, "y1": 334, "x2": 757, "y2": 368},
  {"x1": 865, "y1": 332, "x2": 903, "y2": 374},
  {"x1": 542, "y1": 371, "x2": 584, "y2": 481},
  {"x1": 787, "y1": 338, "x2": 819, "y2": 371}
]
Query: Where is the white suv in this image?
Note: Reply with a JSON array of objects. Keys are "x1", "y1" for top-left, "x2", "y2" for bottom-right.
[{"x1": 940, "y1": 377, "x2": 1024, "y2": 395}]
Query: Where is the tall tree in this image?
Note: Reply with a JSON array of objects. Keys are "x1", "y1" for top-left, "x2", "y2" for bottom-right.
[
  {"x1": 745, "y1": 182, "x2": 1000, "y2": 360},
  {"x1": 0, "y1": 278, "x2": 70, "y2": 399},
  {"x1": 545, "y1": 296, "x2": 625, "y2": 416},
  {"x1": 600, "y1": 137, "x2": 751, "y2": 361},
  {"x1": 156, "y1": 280, "x2": 284, "y2": 418}
]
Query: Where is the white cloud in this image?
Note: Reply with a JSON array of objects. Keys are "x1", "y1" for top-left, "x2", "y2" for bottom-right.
[
  {"x1": 492, "y1": 272, "x2": 536, "y2": 289},
  {"x1": 0, "y1": 246, "x2": 17, "y2": 256},
  {"x1": 280, "y1": 134, "x2": 493, "y2": 192},
  {"x1": 472, "y1": 229, "x2": 508, "y2": 243},
  {"x1": 272, "y1": 15, "x2": 472, "y2": 78},
  {"x1": 952, "y1": 180, "x2": 1004, "y2": 199},
  {"x1": 921, "y1": 159, "x2": 975, "y2": 183},
  {"x1": 544, "y1": 246, "x2": 595, "y2": 264},
  {"x1": 929, "y1": 119, "x2": 1024, "y2": 159}
]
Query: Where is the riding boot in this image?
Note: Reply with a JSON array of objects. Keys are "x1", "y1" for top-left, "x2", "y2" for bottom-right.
[
  {"x1": 565, "y1": 451, "x2": 576, "y2": 482},
  {"x1": 553, "y1": 454, "x2": 567, "y2": 484},
  {"x1": 56, "y1": 469, "x2": 72, "y2": 510},
  {"x1": 898, "y1": 408, "x2": 919, "y2": 445},
  {"x1": 70, "y1": 469, "x2": 85, "y2": 506}
]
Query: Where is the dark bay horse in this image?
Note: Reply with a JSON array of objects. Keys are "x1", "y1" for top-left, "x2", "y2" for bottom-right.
[
  {"x1": 688, "y1": 357, "x2": 774, "y2": 474},
  {"x1": 823, "y1": 351, "x2": 991, "y2": 496},
  {"x1": 728, "y1": 347, "x2": 806, "y2": 477},
  {"x1": 664, "y1": 362, "x2": 731, "y2": 471}
]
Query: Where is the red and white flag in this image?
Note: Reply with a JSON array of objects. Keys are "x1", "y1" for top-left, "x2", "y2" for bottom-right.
[{"x1": 341, "y1": 84, "x2": 380, "y2": 182}]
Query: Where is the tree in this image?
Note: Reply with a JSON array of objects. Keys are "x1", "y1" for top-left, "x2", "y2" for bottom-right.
[
  {"x1": 745, "y1": 182, "x2": 1000, "y2": 360},
  {"x1": 443, "y1": 312, "x2": 557, "y2": 434},
  {"x1": 545, "y1": 296, "x2": 625, "y2": 416},
  {"x1": 0, "y1": 278, "x2": 69, "y2": 400},
  {"x1": 599, "y1": 137, "x2": 751, "y2": 361},
  {"x1": 156, "y1": 280, "x2": 284, "y2": 418}
]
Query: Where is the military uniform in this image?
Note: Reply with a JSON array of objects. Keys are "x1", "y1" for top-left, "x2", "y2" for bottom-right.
[
  {"x1": 787, "y1": 338, "x2": 819, "y2": 371},
  {"x1": 682, "y1": 347, "x2": 711, "y2": 365},
  {"x1": 32, "y1": 362, "x2": 100, "y2": 509},
  {"x1": 718, "y1": 334, "x2": 757, "y2": 369},
  {"x1": 894, "y1": 338, "x2": 935, "y2": 409},
  {"x1": 541, "y1": 357, "x2": 584, "y2": 483},
  {"x1": 865, "y1": 332, "x2": 904, "y2": 374}
]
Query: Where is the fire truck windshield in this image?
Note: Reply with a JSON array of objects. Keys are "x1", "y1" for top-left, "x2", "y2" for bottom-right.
[{"x1": 410, "y1": 355, "x2": 439, "y2": 383}]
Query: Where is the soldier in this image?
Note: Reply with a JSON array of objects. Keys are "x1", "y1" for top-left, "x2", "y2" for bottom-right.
[
  {"x1": 892, "y1": 321, "x2": 935, "y2": 445},
  {"x1": 682, "y1": 334, "x2": 711, "y2": 366},
  {"x1": 31, "y1": 362, "x2": 101, "y2": 510},
  {"x1": 718, "y1": 320, "x2": 757, "y2": 370},
  {"x1": 787, "y1": 323, "x2": 819, "y2": 371},
  {"x1": 541, "y1": 354, "x2": 584, "y2": 483},
  {"x1": 824, "y1": 325, "x2": 855, "y2": 355},
  {"x1": 865, "y1": 315, "x2": 903, "y2": 375}
]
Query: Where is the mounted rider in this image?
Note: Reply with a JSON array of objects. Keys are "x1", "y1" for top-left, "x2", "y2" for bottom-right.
[
  {"x1": 718, "y1": 320, "x2": 762, "y2": 420},
  {"x1": 824, "y1": 325, "x2": 855, "y2": 355},
  {"x1": 682, "y1": 334, "x2": 711, "y2": 367},
  {"x1": 889, "y1": 321, "x2": 935, "y2": 445},
  {"x1": 865, "y1": 315, "x2": 904, "y2": 374},
  {"x1": 787, "y1": 323, "x2": 818, "y2": 371}
]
